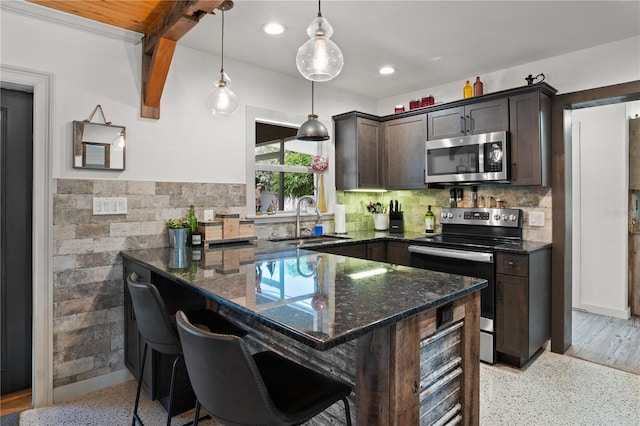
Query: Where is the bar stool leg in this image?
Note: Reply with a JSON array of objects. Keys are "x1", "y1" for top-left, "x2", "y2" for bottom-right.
[
  {"x1": 342, "y1": 397, "x2": 352, "y2": 426},
  {"x1": 166, "y1": 354, "x2": 183, "y2": 426},
  {"x1": 192, "y1": 400, "x2": 202, "y2": 426},
  {"x1": 132, "y1": 342, "x2": 148, "y2": 426}
]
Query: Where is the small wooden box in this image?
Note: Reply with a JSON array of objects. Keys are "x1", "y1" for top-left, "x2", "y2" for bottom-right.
[
  {"x1": 216, "y1": 213, "x2": 240, "y2": 240},
  {"x1": 198, "y1": 221, "x2": 222, "y2": 241},
  {"x1": 238, "y1": 220, "x2": 255, "y2": 238}
]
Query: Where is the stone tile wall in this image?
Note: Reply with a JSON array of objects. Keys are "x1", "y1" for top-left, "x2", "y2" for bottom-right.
[
  {"x1": 337, "y1": 185, "x2": 552, "y2": 242},
  {"x1": 52, "y1": 179, "x2": 248, "y2": 388}
]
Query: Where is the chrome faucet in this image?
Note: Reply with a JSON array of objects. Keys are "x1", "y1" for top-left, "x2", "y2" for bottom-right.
[{"x1": 296, "y1": 196, "x2": 321, "y2": 237}]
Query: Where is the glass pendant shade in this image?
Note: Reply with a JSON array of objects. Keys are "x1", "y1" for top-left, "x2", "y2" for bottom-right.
[
  {"x1": 206, "y1": 3, "x2": 238, "y2": 116},
  {"x1": 296, "y1": 15, "x2": 343, "y2": 81},
  {"x1": 206, "y1": 72, "x2": 238, "y2": 116},
  {"x1": 297, "y1": 114, "x2": 329, "y2": 141}
]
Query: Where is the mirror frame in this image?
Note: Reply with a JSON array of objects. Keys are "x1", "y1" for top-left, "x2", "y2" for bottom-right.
[{"x1": 72, "y1": 120, "x2": 125, "y2": 171}]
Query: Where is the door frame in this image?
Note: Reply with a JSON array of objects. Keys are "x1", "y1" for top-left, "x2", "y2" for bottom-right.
[
  {"x1": 1, "y1": 65, "x2": 53, "y2": 407},
  {"x1": 551, "y1": 80, "x2": 640, "y2": 353}
]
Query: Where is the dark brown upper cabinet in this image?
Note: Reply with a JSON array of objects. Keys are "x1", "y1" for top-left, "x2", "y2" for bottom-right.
[
  {"x1": 334, "y1": 83, "x2": 556, "y2": 189},
  {"x1": 427, "y1": 99, "x2": 509, "y2": 140},
  {"x1": 509, "y1": 91, "x2": 552, "y2": 186},
  {"x1": 334, "y1": 113, "x2": 384, "y2": 190},
  {"x1": 384, "y1": 114, "x2": 428, "y2": 190}
]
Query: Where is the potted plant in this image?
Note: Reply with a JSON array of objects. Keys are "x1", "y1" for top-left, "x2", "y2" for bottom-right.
[
  {"x1": 166, "y1": 217, "x2": 190, "y2": 248},
  {"x1": 366, "y1": 202, "x2": 389, "y2": 231}
]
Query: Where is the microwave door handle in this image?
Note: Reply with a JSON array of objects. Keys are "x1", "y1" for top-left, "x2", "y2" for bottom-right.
[
  {"x1": 460, "y1": 117, "x2": 465, "y2": 134},
  {"x1": 478, "y1": 143, "x2": 485, "y2": 173}
]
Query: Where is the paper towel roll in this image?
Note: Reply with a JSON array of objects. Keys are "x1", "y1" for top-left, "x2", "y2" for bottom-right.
[{"x1": 334, "y1": 204, "x2": 346, "y2": 234}]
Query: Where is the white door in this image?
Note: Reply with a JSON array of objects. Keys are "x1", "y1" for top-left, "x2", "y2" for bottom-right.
[{"x1": 571, "y1": 103, "x2": 630, "y2": 319}]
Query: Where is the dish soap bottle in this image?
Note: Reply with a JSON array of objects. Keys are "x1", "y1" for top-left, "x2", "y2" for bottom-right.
[
  {"x1": 425, "y1": 205, "x2": 435, "y2": 234},
  {"x1": 463, "y1": 80, "x2": 473, "y2": 98}
]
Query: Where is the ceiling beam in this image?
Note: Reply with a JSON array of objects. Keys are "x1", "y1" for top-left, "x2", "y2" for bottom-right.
[{"x1": 141, "y1": 0, "x2": 225, "y2": 119}]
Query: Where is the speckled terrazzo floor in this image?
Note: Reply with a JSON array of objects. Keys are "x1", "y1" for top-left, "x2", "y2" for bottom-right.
[{"x1": 19, "y1": 350, "x2": 639, "y2": 425}]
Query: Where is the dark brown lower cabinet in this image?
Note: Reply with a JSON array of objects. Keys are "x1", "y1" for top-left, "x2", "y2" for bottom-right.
[
  {"x1": 366, "y1": 241, "x2": 387, "y2": 262},
  {"x1": 496, "y1": 248, "x2": 551, "y2": 367},
  {"x1": 386, "y1": 241, "x2": 411, "y2": 266},
  {"x1": 313, "y1": 243, "x2": 367, "y2": 258}
]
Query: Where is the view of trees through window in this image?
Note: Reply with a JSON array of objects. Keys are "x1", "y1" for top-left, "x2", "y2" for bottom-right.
[{"x1": 255, "y1": 134, "x2": 315, "y2": 213}]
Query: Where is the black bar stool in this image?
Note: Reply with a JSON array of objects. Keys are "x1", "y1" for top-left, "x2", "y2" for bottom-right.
[
  {"x1": 126, "y1": 272, "x2": 246, "y2": 426},
  {"x1": 176, "y1": 310, "x2": 353, "y2": 426}
]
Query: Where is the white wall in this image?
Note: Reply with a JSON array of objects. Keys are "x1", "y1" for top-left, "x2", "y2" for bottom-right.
[
  {"x1": 376, "y1": 36, "x2": 640, "y2": 116},
  {"x1": 571, "y1": 103, "x2": 634, "y2": 319},
  {"x1": 0, "y1": 9, "x2": 376, "y2": 183}
]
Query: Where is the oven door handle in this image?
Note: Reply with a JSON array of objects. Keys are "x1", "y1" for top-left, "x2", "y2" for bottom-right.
[{"x1": 408, "y1": 245, "x2": 494, "y2": 263}]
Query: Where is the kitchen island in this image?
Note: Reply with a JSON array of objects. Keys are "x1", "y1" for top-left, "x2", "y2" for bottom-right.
[{"x1": 121, "y1": 244, "x2": 486, "y2": 425}]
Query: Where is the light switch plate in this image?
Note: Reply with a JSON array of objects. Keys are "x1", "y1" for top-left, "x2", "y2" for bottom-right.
[
  {"x1": 529, "y1": 211, "x2": 545, "y2": 227},
  {"x1": 204, "y1": 209, "x2": 214, "y2": 222},
  {"x1": 93, "y1": 197, "x2": 127, "y2": 215}
]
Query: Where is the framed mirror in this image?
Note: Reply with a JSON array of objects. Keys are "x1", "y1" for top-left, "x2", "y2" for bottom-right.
[{"x1": 73, "y1": 121, "x2": 125, "y2": 170}]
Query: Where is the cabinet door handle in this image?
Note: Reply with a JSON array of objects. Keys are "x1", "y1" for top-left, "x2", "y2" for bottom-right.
[
  {"x1": 512, "y1": 163, "x2": 517, "y2": 181},
  {"x1": 497, "y1": 281, "x2": 502, "y2": 301},
  {"x1": 466, "y1": 115, "x2": 471, "y2": 134},
  {"x1": 358, "y1": 170, "x2": 362, "y2": 185},
  {"x1": 460, "y1": 117, "x2": 466, "y2": 134},
  {"x1": 508, "y1": 261, "x2": 515, "y2": 267}
]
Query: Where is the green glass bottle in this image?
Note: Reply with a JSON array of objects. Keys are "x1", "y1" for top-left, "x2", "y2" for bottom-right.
[
  {"x1": 425, "y1": 205, "x2": 435, "y2": 234},
  {"x1": 188, "y1": 205, "x2": 202, "y2": 246}
]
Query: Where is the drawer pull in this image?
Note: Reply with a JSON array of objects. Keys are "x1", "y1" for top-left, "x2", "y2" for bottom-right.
[{"x1": 507, "y1": 261, "x2": 515, "y2": 266}]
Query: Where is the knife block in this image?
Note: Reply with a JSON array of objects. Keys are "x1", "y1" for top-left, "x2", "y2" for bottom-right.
[{"x1": 389, "y1": 212, "x2": 404, "y2": 233}]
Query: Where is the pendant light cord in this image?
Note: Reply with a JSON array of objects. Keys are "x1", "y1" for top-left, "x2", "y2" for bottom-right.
[
  {"x1": 220, "y1": 9, "x2": 225, "y2": 74},
  {"x1": 317, "y1": 0, "x2": 322, "y2": 17},
  {"x1": 311, "y1": 81, "x2": 315, "y2": 115}
]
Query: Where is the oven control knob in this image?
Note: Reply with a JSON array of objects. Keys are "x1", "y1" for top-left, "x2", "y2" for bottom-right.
[
  {"x1": 442, "y1": 212, "x2": 447, "y2": 219},
  {"x1": 509, "y1": 214, "x2": 517, "y2": 221},
  {"x1": 502, "y1": 214, "x2": 508, "y2": 221},
  {"x1": 447, "y1": 212, "x2": 454, "y2": 218},
  {"x1": 493, "y1": 214, "x2": 501, "y2": 221}
]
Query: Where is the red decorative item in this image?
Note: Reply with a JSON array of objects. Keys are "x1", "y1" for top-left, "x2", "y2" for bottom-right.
[
  {"x1": 311, "y1": 155, "x2": 328, "y2": 172},
  {"x1": 409, "y1": 99, "x2": 420, "y2": 110},
  {"x1": 394, "y1": 105, "x2": 405, "y2": 113}
]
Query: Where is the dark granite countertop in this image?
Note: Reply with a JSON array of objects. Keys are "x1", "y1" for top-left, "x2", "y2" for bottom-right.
[
  {"x1": 121, "y1": 244, "x2": 486, "y2": 351},
  {"x1": 269, "y1": 229, "x2": 551, "y2": 254}
]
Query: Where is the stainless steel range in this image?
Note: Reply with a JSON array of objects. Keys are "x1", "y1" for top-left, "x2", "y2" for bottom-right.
[{"x1": 408, "y1": 207, "x2": 523, "y2": 364}]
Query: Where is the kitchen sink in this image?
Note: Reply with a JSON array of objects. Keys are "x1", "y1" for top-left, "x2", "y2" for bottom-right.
[{"x1": 268, "y1": 235, "x2": 351, "y2": 245}]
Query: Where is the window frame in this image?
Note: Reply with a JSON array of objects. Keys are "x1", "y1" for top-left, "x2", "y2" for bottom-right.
[{"x1": 245, "y1": 106, "x2": 335, "y2": 222}]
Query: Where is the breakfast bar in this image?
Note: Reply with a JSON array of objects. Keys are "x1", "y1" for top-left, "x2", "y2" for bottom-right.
[{"x1": 121, "y1": 244, "x2": 486, "y2": 425}]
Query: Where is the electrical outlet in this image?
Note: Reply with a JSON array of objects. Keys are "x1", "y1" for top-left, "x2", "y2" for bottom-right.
[
  {"x1": 529, "y1": 211, "x2": 545, "y2": 227},
  {"x1": 632, "y1": 194, "x2": 639, "y2": 222},
  {"x1": 93, "y1": 197, "x2": 127, "y2": 215}
]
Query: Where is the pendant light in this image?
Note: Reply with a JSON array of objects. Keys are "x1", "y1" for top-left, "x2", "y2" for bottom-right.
[
  {"x1": 206, "y1": 1, "x2": 238, "y2": 116},
  {"x1": 296, "y1": 0, "x2": 344, "y2": 82},
  {"x1": 297, "y1": 81, "x2": 329, "y2": 141}
]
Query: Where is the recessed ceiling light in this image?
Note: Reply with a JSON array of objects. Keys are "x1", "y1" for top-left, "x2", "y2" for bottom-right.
[
  {"x1": 263, "y1": 22, "x2": 286, "y2": 35},
  {"x1": 379, "y1": 66, "x2": 395, "y2": 75}
]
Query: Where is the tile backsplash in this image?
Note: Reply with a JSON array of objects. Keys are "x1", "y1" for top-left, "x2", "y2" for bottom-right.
[{"x1": 337, "y1": 185, "x2": 552, "y2": 242}]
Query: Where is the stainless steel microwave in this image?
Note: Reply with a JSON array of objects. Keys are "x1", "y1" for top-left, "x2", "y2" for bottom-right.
[{"x1": 425, "y1": 131, "x2": 509, "y2": 184}]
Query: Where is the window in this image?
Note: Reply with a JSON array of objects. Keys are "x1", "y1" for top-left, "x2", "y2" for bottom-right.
[{"x1": 245, "y1": 106, "x2": 334, "y2": 218}]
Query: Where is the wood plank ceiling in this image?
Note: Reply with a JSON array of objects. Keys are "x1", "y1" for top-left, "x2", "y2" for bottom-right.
[{"x1": 27, "y1": 0, "x2": 226, "y2": 119}]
